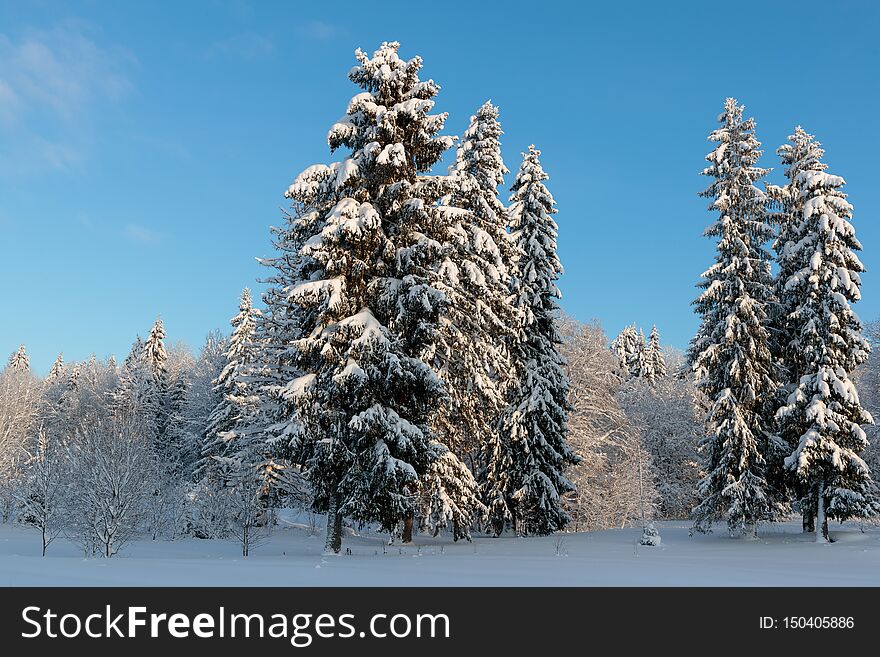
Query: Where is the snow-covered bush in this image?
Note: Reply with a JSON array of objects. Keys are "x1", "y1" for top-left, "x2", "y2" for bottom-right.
[{"x1": 639, "y1": 522, "x2": 661, "y2": 546}]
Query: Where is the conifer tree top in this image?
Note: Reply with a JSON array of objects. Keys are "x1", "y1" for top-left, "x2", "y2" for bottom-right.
[
  {"x1": 238, "y1": 288, "x2": 253, "y2": 314},
  {"x1": 509, "y1": 146, "x2": 562, "y2": 306},
  {"x1": 286, "y1": 40, "x2": 454, "y2": 207},
  {"x1": 510, "y1": 145, "x2": 555, "y2": 214},
  {"x1": 144, "y1": 317, "x2": 168, "y2": 372},
  {"x1": 7, "y1": 344, "x2": 29, "y2": 372},
  {"x1": 700, "y1": 98, "x2": 769, "y2": 218},
  {"x1": 779, "y1": 126, "x2": 825, "y2": 177},
  {"x1": 451, "y1": 100, "x2": 508, "y2": 193},
  {"x1": 47, "y1": 353, "x2": 66, "y2": 380}
]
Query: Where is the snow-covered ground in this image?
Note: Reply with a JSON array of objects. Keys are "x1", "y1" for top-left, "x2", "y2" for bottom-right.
[{"x1": 1, "y1": 512, "x2": 878, "y2": 586}]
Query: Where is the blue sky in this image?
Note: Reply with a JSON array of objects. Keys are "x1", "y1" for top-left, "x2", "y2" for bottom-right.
[{"x1": 2, "y1": 0, "x2": 879, "y2": 374}]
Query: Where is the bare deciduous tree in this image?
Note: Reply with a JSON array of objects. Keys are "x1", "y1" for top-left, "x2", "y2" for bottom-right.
[
  {"x1": 0, "y1": 367, "x2": 42, "y2": 522},
  {"x1": 228, "y1": 470, "x2": 272, "y2": 557},
  {"x1": 558, "y1": 316, "x2": 659, "y2": 531},
  {"x1": 15, "y1": 426, "x2": 66, "y2": 555},
  {"x1": 618, "y1": 374, "x2": 704, "y2": 519},
  {"x1": 65, "y1": 414, "x2": 155, "y2": 557}
]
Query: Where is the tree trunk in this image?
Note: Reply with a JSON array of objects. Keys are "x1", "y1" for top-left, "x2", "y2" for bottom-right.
[
  {"x1": 41, "y1": 526, "x2": 47, "y2": 557},
  {"x1": 401, "y1": 515, "x2": 414, "y2": 544},
  {"x1": 324, "y1": 493, "x2": 342, "y2": 554},
  {"x1": 816, "y1": 481, "x2": 828, "y2": 543},
  {"x1": 802, "y1": 509, "x2": 815, "y2": 533},
  {"x1": 492, "y1": 513, "x2": 506, "y2": 537},
  {"x1": 332, "y1": 505, "x2": 343, "y2": 549}
]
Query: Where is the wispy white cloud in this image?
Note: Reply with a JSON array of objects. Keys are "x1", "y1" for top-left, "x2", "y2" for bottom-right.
[
  {"x1": 295, "y1": 20, "x2": 347, "y2": 40},
  {"x1": 124, "y1": 223, "x2": 161, "y2": 245},
  {"x1": 205, "y1": 32, "x2": 275, "y2": 60},
  {"x1": 0, "y1": 20, "x2": 135, "y2": 176}
]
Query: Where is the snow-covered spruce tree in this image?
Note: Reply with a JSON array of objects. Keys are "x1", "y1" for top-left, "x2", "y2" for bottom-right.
[
  {"x1": 7, "y1": 345, "x2": 30, "y2": 372},
  {"x1": 112, "y1": 337, "x2": 161, "y2": 439},
  {"x1": 144, "y1": 317, "x2": 170, "y2": 443},
  {"x1": 774, "y1": 128, "x2": 878, "y2": 541},
  {"x1": 419, "y1": 100, "x2": 517, "y2": 536},
  {"x1": 612, "y1": 325, "x2": 645, "y2": 379},
  {"x1": 47, "y1": 354, "x2": 65, "y2": 381},
  {"x1": 164, "y1": 371, "x2": 189, "y2": 454},
  {"x1": 144, "y1": 318, "x2": 169, "y2": 379},
  {"x1": 273, "y1": 42, "x2": 452, "y2": 553},
  {"x1": 199, "y1": 288, "x2": 262, "y2": 475},
  {"x1": 435, "y1": 100, "x2": 518, "y2": 464},
  {"x1": 40, "y1": 354, "x2": 68, "y2": 425},
  {"x1": 765, "y1": 127, "x2": 825, "y2": 521},
  {"x1": 489, "y1": 145, "x2": 578, "y2": 536},
  {"x1": 767, "y1": 128, "x2": 813, "y2": 370},
  {"x1": 152, "y1": 365, "x2": 195, "y2": 538},
  {"x1": 156, "y1": 345, "x2": 193, "y2": 468},
  {"x1": 690, "y1": 98, "x2": 782, "y2": 537},
  {"x1": 640, "y1": 325, "x2": 668, "y2": 384}
]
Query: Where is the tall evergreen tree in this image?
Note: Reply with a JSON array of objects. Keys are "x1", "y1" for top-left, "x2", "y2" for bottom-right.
[
  {"x1": 774, "y1": 128, "x2": 878, "y2": 541},
  {"x1": 268, "y1": 42, "x2": 452, "y2": 552},
  {"x1": 144, "y1": 318, "x2": 169, "y2": 382},
  {"x1": 612, "y1": 325, "x2": 645, "y2": 378},
  {"x1": 690, "y1": 98, "x2": 781, "y2": 537},
  {"x1": 164, "y1": 372, "x2": 190, "y2": 464},
  {"x1": 113, "y1": 337, "x2": 160, "y2": 437},
  {"x1": 200, "y1": 289, "x2": 262, "y2": 473},
  {"x1": 489, "y1": 145, "x2": 578, "y2": 536},
  {"x1": 435, "y1": 100, "x2": 518, "y2": 464},
  {"x1": 641, "y1": 325, "x2": 668, "y2": 384},
  {"x1": 767, "y1": 127, "x2": 816, "y2": 377},
  {"x1": 46, "y1": 354, "x2": 65, "y2": 381},
  {"x1": 7, "y1": 345, "x2": 29, "y2": 372},
  {"x1": 419, "y1": 100, "x2": 519, "y2": 534},
  {"x1": 767, "y1": 126, "x2": 826, "y2": 530},
  {"x1": 40, "y1": 354, "x2": 68, "y2": 421},
  {"x1": 144, "y1": 317, "x2": 170, "y2": 439}
]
